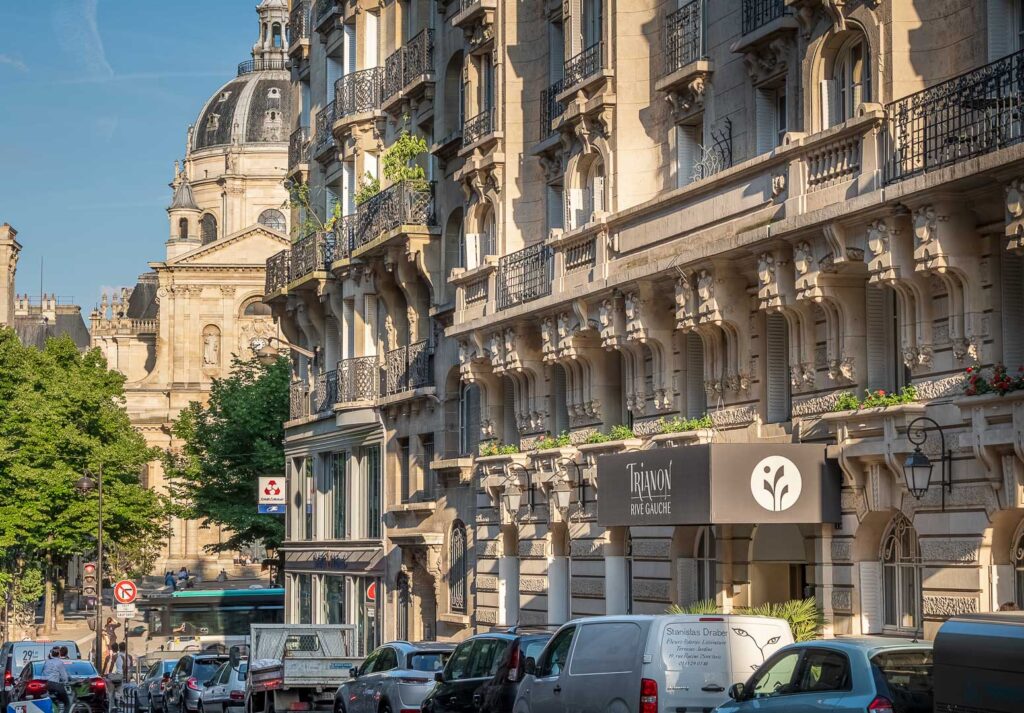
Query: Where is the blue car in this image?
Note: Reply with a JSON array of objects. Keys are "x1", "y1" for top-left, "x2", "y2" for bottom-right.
[{"x1": 714, "y1": 637, "x2": 933, "y2": 713}]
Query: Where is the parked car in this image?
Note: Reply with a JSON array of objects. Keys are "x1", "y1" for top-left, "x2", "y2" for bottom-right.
[
  {"x1": 200, "y1": 659, "x2": 248, "y2": 713},
  {"x1": 163, "y1": 654, "x2": 230, "y2": 713},
  {"x1": 137, "y1": 659, "x2": 179, "y2": 713},
  {"x1": 335, "y1": 642, "x2": 452, "y2": 713},
  {"x1": 12, "y1": 659, "x2": 107, "y2": 713},
  {"x1": 933, "y1": 611, "x2": 1024, "y2": 713},
  {"x1": 0, "y1": 640, "x2": 82, "y2": 710},
  {"x1": 421, "y1": 628, "x2": 554, "y2": 713},
  {"x1": 514, "y1": 615, "x2": 793, "y2": 713},
  {"x1": 715, "y1": 637, "x2": 933, "y2": 713}
]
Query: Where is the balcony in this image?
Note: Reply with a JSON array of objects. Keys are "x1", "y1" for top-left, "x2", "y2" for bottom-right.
[
  {"x1": 352, "y1": 180, "x2": 435, "y2": 254},
  {"x1": 312, "y1": 101, "x2": 337, "y2": 161},
  {"x1": 382, "y1": 341, "x2": 434, "y2": 397},
  {"x1": 265, "y1": 249, "x2": 291, "y2": 296},
  {"x1": 290, "y1": 230, "x2": 336, "y2": 283},
  {"x1": 333, "y1": 214, "x2": 356, "y2": 263},
  {"x1": 288, "y1": 1, "x2": 310, "y2": 57},
  {"x1": 311, "y1": 369, "x2": 338, "y2": 414},
  {"x1": 335, "y1": 67, "x2": 384, "y2": 126},
  {"x1": 496, "y1": 243, "x2": 553, "y2": 310},
  {"x1": 886, "y1": 47, "x2": 1024, "y2": 185},
  {"x1": 462, "y1": 107, "x2": 495, "y2": 148},
  {"x1": 741, "y1": 0, "x2": 788, "y2": 35},
  {"x1": 539, "y1": 79, "x2": 565, "y2": 135},
  {"x1": 236, "y1": 58, "x2": 288, "y2": 76},
  {"x1": 313, "y1": 0, "x2": 340, "y2": 32},
  {"x1": 381, "y1": 29, "x2": 435, "y2": 111},
  {"x1": 561, "y1": 42, "x2": 604, "y2": 96},
  {"x1": 289, "y1": 381, "x2": 309, "y2": 420},
  {"x1": 339, "y1": 356, "x2": 379, "y2": 404},
  {"x1": 666, "y1": 0, "x2": 704, "y2": 74},
  {"x1": 287, "y1": 127, "x2": 310, "y2": 176}
]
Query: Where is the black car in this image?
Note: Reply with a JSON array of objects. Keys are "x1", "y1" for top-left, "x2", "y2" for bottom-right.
[
  {"x1": 12, "y1": 659, "x2": 108, "y2": 713},
  {"x1": 0, "y1": 641, "x2": 82, "y2": 710},
  {"x1": 420, "y1": 629, "x2": 553, "y2": 713}
]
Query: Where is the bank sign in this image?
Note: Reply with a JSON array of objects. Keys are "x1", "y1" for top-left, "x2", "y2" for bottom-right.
[{"x1": 597, "y1": 443, "x2": 841, "y2": 527}]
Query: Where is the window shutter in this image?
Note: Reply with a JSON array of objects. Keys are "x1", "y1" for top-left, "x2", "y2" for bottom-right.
[
  {"x1": 685, "y1": 333, "x2": 706, "y2": 419},
  {"x1": 344, "y1": 24, "x2": 357, "y2": 74},
  {"x1": 552, "y1": 364, "x2": 569, "y2": 435},
  {"x1": 989, "y1": 0, "x2": 1011, "y2": 61},
  {"x1": 859, "y1": 561, "x2": 884, "y2": 634},
  {"x1": 364, "y1": 151, "x2": 378, "y2": 180},
  {"x1": 755, "y1": 88, "x2": 777, "y2": 155},
  {"x1": 992, "y1": 564, "x2": 1015, "y2": 611},
  {"x1": 676, "y1": 125, "x2": 696, "y2": 188},
  {"x1": 676, "y1": 558, "x2": 698, "y2": 607},
  {"x1": 342, "y1": 162, "x2": 355, "y2": 215},
  {"x1": 547, "y1": 186, "x2": 564, "y2": 232},
  {"x1": 579, "y1": 186, "x2": 592, "y2": 226},
  {"x1": 592, "y1": 175, "x2": 605, "y2": 216},
  {"x1": 463, "y1": 385, "x2": 481, "y2": 455},
  {"x1": 327, "y1": 58, "x2": 342, "y2": 101},
  {"x1": 567, "y1": 188, "x2": 584, "y2": 230},
  {"x1": 502, "y1": 378, "x2": 518, "y2": 446},
  {"x1": 364, "y1": 11, "x2": 378, "y2": 68},
  {"x1": 1001, "y1": 252, "x2": 1024, "y2": 367},
  {"x1": 765, "y1": 314, "x2": 790, "y2": 423},
  {"x1": 820, "y1": 78, "x2": 838, "y2": 130},
  {"x1": 865, "y1": 286, "x2": 893, "y2": 393},
  {"x1": 569, "y1": 0, "x2": 583, "y2": 56},
  {"x1": 464, "y1": 232, "x2": 481, "y2": 270}
]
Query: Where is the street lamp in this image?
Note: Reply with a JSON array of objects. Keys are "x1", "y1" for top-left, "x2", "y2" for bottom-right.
[
  {"x1": 505, "y1": 463, "x2": 536, "y2": 512},
  {"x1": 75, "y1": 467, "x2": 104, "y2": 671},
  {"x1": 902, "y1": 416, "x2": 952, "y2": 510},
  {"x1": 250, "y1": 336, "x2": 316, "y2": 366}
]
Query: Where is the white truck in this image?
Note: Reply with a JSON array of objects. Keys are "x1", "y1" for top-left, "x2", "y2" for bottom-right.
[{"x1": 245, "y1": 624, "x2": 361, "y2": 713}]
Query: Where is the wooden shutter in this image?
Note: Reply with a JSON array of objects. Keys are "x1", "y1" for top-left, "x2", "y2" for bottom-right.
[
  {"x1": 342, "y1": 162, "x2": 355, "y2": 215},
  {"x1": 865, "y1": 286, "x2": 893, "y2": 393},
  {"x1": 989, "y1": 0, "x2": 1011, "y2": 61},
  {"x1": 464, "y1": 232, "x2": 481, "y2": 270},
  {"x1": 344, "y1": 24, "x2": 357, "y2": 74},
  {"x1": 676, "y1": 558, "x2": 698, "y2": 607},
  {"x1": 327, "y1": 57, "x2": 342, "y2": 101},
  {"x1": 567, "y1": 188, "x2": 584, "y2": 230},
  {"x1": 592, "y1": 175, "x2": 605, "y2": 216},
  {"x1": 859, "y1": 561, "x2": 884, "y2": 634},
  {"x1": 364, "y1": 11, "x2": 378, "y2": 68},
  {"x1": 820, "y1": 79, "x2": 838, "y2": 130},
  {"x1": 685, "y1": 333, "x2": 706, "y2": 419},
  {"x1": 552, "y1": 364, "x2": 569, "y2": 435},
  {"x1": 676, "y1": 125, "x2": 696, "y2": 188},
  {"x1": 766, "y1": 314, "x2": 790, "y2": 422},
  {"x1": 755, "y1": 88, "x2": 777, "y2": 155},
  {"x1": 503, "y1": 378, "x2": 518, "y2": 446},
  {"x1": 1001, "y1": 252, "x2": 1024, "y2": 367},
  {"x1": 992, "y1": 564, "x2": 1015, "y2": 611}
]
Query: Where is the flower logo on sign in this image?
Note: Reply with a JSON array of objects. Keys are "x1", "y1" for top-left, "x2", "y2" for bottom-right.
[
  {"x1": 750, "y1": 455, "x2": 802, "y2": 512},
  {"x1": 264, "y1": 480, "x2": 281, "y2": 496}
]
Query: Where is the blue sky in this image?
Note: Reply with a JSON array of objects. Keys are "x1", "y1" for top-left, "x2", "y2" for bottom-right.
[{"x1": 0, "y1": 0, "x2": 258, "y2": 310}]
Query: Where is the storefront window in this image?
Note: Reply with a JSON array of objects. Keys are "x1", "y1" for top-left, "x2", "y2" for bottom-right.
[
  {"x1": 356, "y1": 577, "x2": 381, "y2": 656},
  {"x1": 304, "y1": 458, "x2": 315, "y2": 540},
  {"x1": 881, "y1": 514, "x2": 921, "y2": 631},
  {"x1": 325, "y1": 576, "x2": 346, "y2": 624},
  {"x1": 366, "y1": 446, "x2": 382, "y2": 539},
  {"x1": 696, "y1": 527, "x2": 717, "y2": 602},
  {"x1": 298, "y1": 573, "x2": 312, "y2": 624}
]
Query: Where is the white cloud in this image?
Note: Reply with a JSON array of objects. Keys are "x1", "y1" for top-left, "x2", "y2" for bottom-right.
[
  {"x1": 0, "y1": 54, "x2": 28, "y2": 72},
  {"x1": 53, "y1": 0, "x2": 113, "y2": 79}
]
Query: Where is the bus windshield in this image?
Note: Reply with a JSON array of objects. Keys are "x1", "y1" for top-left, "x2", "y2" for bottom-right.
[{"x1": 151, "y1": 606, "x2": 283, "y2": 637}]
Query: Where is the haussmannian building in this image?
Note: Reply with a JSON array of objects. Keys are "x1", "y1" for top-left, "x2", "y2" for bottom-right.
[{"x1": 270, "y1": 0, "x2": 1024, "y2": 643}]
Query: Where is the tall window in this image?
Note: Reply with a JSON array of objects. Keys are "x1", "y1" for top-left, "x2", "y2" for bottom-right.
[
  {"x1": 303, "y1": 458, "x2": 315, "y2": 540},
  {"x1": 582, "y1": 0, "x2": 603, "y2": 48},
  {"x1": 755, "y1": 85, "x2": 787, "y2": 154},
  {"x1": 258, "y1": 208, "x2": 287, "y2": 232},
  {"x1": 325, "y1": 576, "x2": 346, "y2": 624},
  {"x1": 420, "y1": 433, "x2": 436, "y2": 500},
  {"x1": 460, "y1": 384, "x2": 481, "y2": 456},
  {"x1": 824, "y1": 34, "x2": 870, "y2": 127},
  {"x1": 365, "y1": 446, "x2": 382, "y2": 539},
  {"x1": 765, "y1": 313, "x2": 791, "y2": 423},
  {"x1": 201, "y1": 214, "x2": 218, "y2": 244},
  {"x1": 297, "y1": 573, "x2": 312, "y2": 624},
  {"x1": 695, "y1": 526, "x2": 717, "y2": 602},
  {"x1": 178, "y1": 218, "x2": 189, "y2": 241},
  {"x1": 881, "y1": 514, "x2": 921, "y2": 631},
  {"x1": 398, "y1": 437, "x2": 411, "y2": 503},
  {"x1": 866, "y1": 287, "x2": 909, "y2": 393},
  {"x1": 551, "y1": 364, "x2": 569, "y2": 437},
  {"x1": 449, "y1": 521, "x2": 468, "y2": 613},
  {"x1": 327, "y1": 452, "x2": 347, "y2": 539}
]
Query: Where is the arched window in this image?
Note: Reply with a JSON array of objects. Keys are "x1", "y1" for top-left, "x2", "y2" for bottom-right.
[
  {"x1": 695, "y1": 526, "x2": 717, "y2": 603},
  {"x1": 443, "y1": 52, "x2": 464, "y2": 136},
  {"x1": 178, "y1": 218, "x2": 189, "y2": 240},
  {"x1": 201, "y1": 214, "x2": 218, "y2": 244},
  {"x1": 449, "y1": 521, "x2": 468, "y2": 613},
  {"x1": 242, "y1": 298, "x2": 273, "y2": 317},
  {"x1": 585, "y1": 159, "x2": 606, "y2": 221},
  {"x1": 881, "y1": 514, "x2": 921, "y2": 631},
  {"x1": 272, "y1": 23, "x2": 283, "y2": 48},
  {"x1": 258, "y1": 208, "x2": 287, "y2": 232},
  {"x1": 459, "y1": 383, "x2": 481, "y2": 456},
  {"x1": 825, "y1": 33, "x2": 871, "y2": 127}
]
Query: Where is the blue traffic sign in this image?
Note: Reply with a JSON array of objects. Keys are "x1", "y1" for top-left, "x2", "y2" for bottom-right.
[
  {"x1": 258, "y1": 504, "x2": 285, "y2": 514},
  {"x1": 9, "y1": 699, "x2": 53, "y2": 713}
]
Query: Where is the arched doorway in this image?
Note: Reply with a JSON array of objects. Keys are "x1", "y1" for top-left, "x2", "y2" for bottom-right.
[{"x1": 749, "y1": 524, "x2": 808, "y2": 606}]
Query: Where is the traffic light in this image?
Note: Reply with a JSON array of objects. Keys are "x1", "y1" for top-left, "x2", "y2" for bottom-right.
[{"x1": 83, "y1": 562, "x2": 97, "y2": 599}]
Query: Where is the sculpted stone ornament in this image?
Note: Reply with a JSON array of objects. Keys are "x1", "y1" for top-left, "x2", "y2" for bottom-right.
[
  {"x1": 951, "y1": 336, "x2": 980, "y2": 363},
  {"x1": 624, "y1": 291, "x2": 645, "y2": 341},
  {"x1": 1006, "y1": 178, "x2": 1024, "y2": 253},
  {"x1": 202, "y1": 327, "x2": 221, "y2": 368},
  {"x1": 866, "y1": 218, "x2": 897, "y2": 283},
  {"x1": 827, "y1": 356, "x2": 855, "y2": 383},
  {"x1": 598, "y1": 298, "x2": 620, "y2": 349},
  {"x1": 665, "y1": 74, "x2": 709, "y2": 121},
  {"x1": 674, "y1": 276, "x2": 696, "y2": 330},
  {"x1": 916, "y1": 344, "x2": 933, "y2": 370},
  {"x1": 695, "y1": 269, "x2": 719, "y2": 324},
  {"x1": 487, "y1": 332, "x2": 503, "y2": 370},
  {"x1": 503, "y1": 328, "x2": 521, "y2": 370},
  {"x1": 384, "y1": 314, "x2": 397, "y2": 352},
  {"x1": 913, "y1": 205, "x2": 948, "y2": 272},
  {"x1": 540, "y1": 316, "x2": 557, "y2": 363},
  {"x1": 757, "y1": 252, "x2": 779, "y2": 308},
  {"x1": 793, "y1": 241, "x2": 818, "y2": 300}
]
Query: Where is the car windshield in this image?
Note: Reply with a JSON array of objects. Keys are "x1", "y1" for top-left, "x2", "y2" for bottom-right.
[
  {"x1": 236, "y1": 663, "x2": 248, "y2": 680},
  {"x1": 30, "y1": 662, "x2": 97, "y2": 678},
  {"x1": 521, "y1": 637, "x2": 550, "y2": 664},
  {"x1": 871, "y1": 650, "x2": 933, "y2": 713},
  {"x1": 193, "y1": 660, "x2": 228, "y2": 682},
  {"x1": 408, "y1": 653, "x2": 448, "y2": 672},
  {"x1": 164, "y1": 661, "x2": 178, "y2": 673}
]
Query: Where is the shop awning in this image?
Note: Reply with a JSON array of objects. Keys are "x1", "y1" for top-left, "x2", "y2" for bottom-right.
[
  {"x1": 596, "y1": 443, "x2": 841, "y2": 527},
  {"x1": 283, "y1": 547, "x2": 385, "y2": 574}
]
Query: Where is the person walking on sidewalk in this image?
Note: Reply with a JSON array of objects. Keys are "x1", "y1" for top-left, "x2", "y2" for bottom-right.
[{"x1": 102, "y1": 618, "x2": 120, "y2": 674}]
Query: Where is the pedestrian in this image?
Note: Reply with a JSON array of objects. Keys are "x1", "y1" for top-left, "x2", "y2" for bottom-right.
[
  {"x1": 103, "y1": 617, "x2": 120, "y2": 673},
  {"x1": 109, "y1": 642, "x2": 126, "y2": 705},
  {"x1": 164, "y1": 570, "x2": 177, "y2": 591},
  {"x1": 999, "y1": 601, "x2": 1019, "y2": 611},
  {"x1": 41, "y1": 647, "x2": 70, "y2": 712},
  {"x1": 178, "y1": 566, "x2": 189, "y2": 583},
  {"x1": 216, "y1": 568, "x2": 228, "y2": 582}
]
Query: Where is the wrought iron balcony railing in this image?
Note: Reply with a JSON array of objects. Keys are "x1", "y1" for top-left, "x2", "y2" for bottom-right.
[
  {"x1": 266, "y1": 249, "x2": 291, "y2": 293},
  {"x1": 462, "y1": 108, "x2": 494, "y2": 146},
  {"x1": 314, "y1": 0, "x2": 338, "y2": 28},
  {"x1": 288, "y1": 127, "x2": 310, "y2": 170},
  {"x1": 383, "y1": 341, "x2": 434, "y2": 396},
  {"x1": 291, "y1": 230, "x2": 336, "y2": 279},
  {"x1": 236, "y1": 58, "x2": 288, "y2": 76},
  {"x1": 334, "y1": 214, "x2": 356, "y2": 261},
  {"x1": 540, "y1": 78, "x2": 565, "y2": 132},
  {"x1": 312, "y1": 369, "x2": 339, "y2": 413},
  {"x1": 383, "y1": 47, "x2": 405, "y2": 102},
  {"x1": 886, "y1": 47, "x2": 1024, "y2": 184},
  {"x1": 563, "y1": 42, "x2": 603, "y2": 91},
  {"x1": 339, "y1": 356, "x2": 379, "y2": 402},
  {"x1": 496, "y1": 243, "x2": 553, "y2": 310},
  {"x1": 354, "y1": 180, "x2": 434, "y2": 249},
  {"x1": 289, "y1": 1, "x2": 310, "y2": 45},
  {"x1": 382, "y1": 29, "x2": 435, "y2": 103},
  {"x1": 312, "y1": 101, "x2": 337, "y2": 157},
  {"x1": 666, "y1": 0, "x2": 704, "y2": 74},
  {"x1": 741, "y1": 0, "x2": 788, "y2": 35},
  {"x1": 336, "y1": 67, "x2": 384, "y2": 118},
  {"x1": 290, "y1": 381, "x2": 309, "y2": 419}
]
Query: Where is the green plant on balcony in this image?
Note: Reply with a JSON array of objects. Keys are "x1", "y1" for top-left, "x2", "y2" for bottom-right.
[
  {"x1": 963, "y1": 364, "x2": 1024, "y2": 396},
  {"x1": 354, "y1": 172, "x2": 381, "y2": 206},
  {"x1": 479, "y1": 441, "x2": 520, "y2": 457},
  {"x1": 284, "y1": 182, "x2": 343, "y2": 236},
  {"x1": 533, "y1": 432, "x2": 572, "y2": 450},
  {"x1": 659, "y1": 413, "x2": 712, "y2": 434},
  {"x1": 382, "y1": 130, "x2": 428, "y2": 188},
  {"x1": 584, "y1": 424, "x2": 636, "y2": 444},
  {"x1": 830, "y1": 385, "x2": 918, "y2": 411}
]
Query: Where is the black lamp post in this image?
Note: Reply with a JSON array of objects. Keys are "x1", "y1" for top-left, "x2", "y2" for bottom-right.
[
  {"x1": 75, "y1": 467, "x2": 104, "y2": 671},
  {"x1": 505, "y1": 463, "x2": 536, "y2": 512},
  {"x1": 902, "y1": 416, "x2": 952, "y2": 511},
  {"x1": 555, "y1": 458, "x2": 587, "y2": 514}
]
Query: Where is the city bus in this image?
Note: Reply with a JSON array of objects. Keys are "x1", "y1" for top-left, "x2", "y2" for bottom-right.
[{"x1": 141, "y1": 588, "x2": 285, "y2": 653}]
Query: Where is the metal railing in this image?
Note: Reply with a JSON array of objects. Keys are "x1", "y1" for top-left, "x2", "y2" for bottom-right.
[
  {"x1": 336, "y1": 67, "x2": 384, "y2": 117},
  {"x1": 288, "y1": 127, "x2": 310, "y2": 170},
  {"x1": 885, "y1": 47, "x2": 1024, "y2": 184},
  {"x1": 291, "y1": 231, "x2": 336, "y2": 279},
  {"x1": 496, "y1": 243, "x2": 553, "y2": 310},
  {"x1": 334, "y1": 214, "x2": 356, "y2": 261},
  {"x1": 741, "y1": 0, "x2": 788, "y2": 35},
  {"x1": 314, "y1": 0, "x2": 338, "y2": 28},
  {"x1": 355, "y1": 180, "x2": 434, "y2": 248},
  {"x1": 312, "y1": 370, "x2": 339, "y2": 413},
  {"x1": 266, "y1": 249, "x2": 291, "y2": 293},
  {"x1": 339, "y1": 356, "x2": 379, "y2": 402},
  {"x1": 382, "y1": 29, "x2": 435, "y2": 102},
  {"x1": 312, "y1": 101, "x2": 337, "y2": 157},
  {"x1": 236, "y1": 58, "x2": 288, "y2": 76},
  {"x1": 563, "y1": 42, "x2": 603, "y2": 90},
  {"x1": 290, "y1": 381, "x2": 310, "y2": 419},
  {"x1": 383, "y1": 341, "x2": 434, "y2": 396},
  {"x1": 666, "y1": 0, "x2": 704, "y2": 74},
  {"x1": 462, "y1": 108, "x2": 494, "y2": 146},
  {"x1": 289, "y1": 1, "x2": 310, "y2": 45},
  {"x1": 540, "y1": 78, "x2": 565, "y2": 132}
]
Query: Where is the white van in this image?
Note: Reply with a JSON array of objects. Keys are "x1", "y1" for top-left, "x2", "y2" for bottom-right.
[{"x1": 515, "y1": 614, "x2": 793, "y2": 713}]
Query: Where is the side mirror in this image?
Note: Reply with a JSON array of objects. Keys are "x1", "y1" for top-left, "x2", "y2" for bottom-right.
[
  {"x1": 433, "y1": 671, "x2": 445, "y2": 683},
  {"x1": 524, "y1": 658, "x2": 536, "y2": 677},
  {"x1": 728, "y1": 683, "x2": 745, "y2": 701}
]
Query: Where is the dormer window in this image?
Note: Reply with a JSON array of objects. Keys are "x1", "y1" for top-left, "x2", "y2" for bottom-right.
[{"x1": 218, "y1": 92, "x2": 231, "y2": 103}]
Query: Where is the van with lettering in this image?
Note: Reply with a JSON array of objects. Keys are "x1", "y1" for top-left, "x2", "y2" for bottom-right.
[{"x1": 514, "y1": 614, "x2": 792, "y2": 713}]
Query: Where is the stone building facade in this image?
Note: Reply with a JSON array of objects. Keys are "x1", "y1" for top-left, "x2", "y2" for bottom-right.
[
  {"x1": 272, "y1": 0, "x2": 1024, "y2": 642},
  {"x1": 91, "y1": 0, "x2": 292, "y2": 577}
]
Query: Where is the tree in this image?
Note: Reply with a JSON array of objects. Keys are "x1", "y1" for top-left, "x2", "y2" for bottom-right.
[{"x1": 164, "y1": 356, "x2": 289, "y2": 557}]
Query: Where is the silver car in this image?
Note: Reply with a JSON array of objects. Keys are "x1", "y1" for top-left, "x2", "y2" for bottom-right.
[
  {"x1": 138, "y1": 659, "x2": 179, "y2": 713},
  {"x1": 199, "y1": 660, "x2": 247, "y2": 713},
  {"x1": 334, "y1": 642, "x2": 453, "y2": 713}
]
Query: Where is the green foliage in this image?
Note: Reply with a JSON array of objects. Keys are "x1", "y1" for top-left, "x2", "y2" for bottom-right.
[
  {"x1": 164, "y1": 356, "x2": 289, "y2": 553},
  {"x1": 286, "y1": 182, "x2": 322, "y2": 239},
  {"x1": 382, "y1": 131, "x2": 428, "y2": 186},
  {"x1": 833, "y1": 391, "x2": 861, "y2": 412},
  {"x1": 964, "y1": 364, "x2": 1024, "y2": 396},
  {"x1": 354, "y1": 172, "x2": 381, "y2": 206},
  {"x1": 660, "y1": 414, "x2": 712, "y2": 434},
  {"x1": 665, "y1": 597, "x2": 824, "y2": 643},
  {"x1": 479, "y1": 441, "x2": 520, "y2": 457},
  {"x1": 533, "y1": 432, "x2": 572, "y2": 451},
  {"x1": 830, "y1": 385, "x2": 918, "y2": 411},
  {"x1": 583, "y1": 424, "x2": 637, "y2": 444}
]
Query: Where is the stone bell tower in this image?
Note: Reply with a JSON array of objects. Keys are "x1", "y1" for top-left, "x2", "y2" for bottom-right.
[{"x1": 0, "y1": 223, "x2": 20, "y2": 328}]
